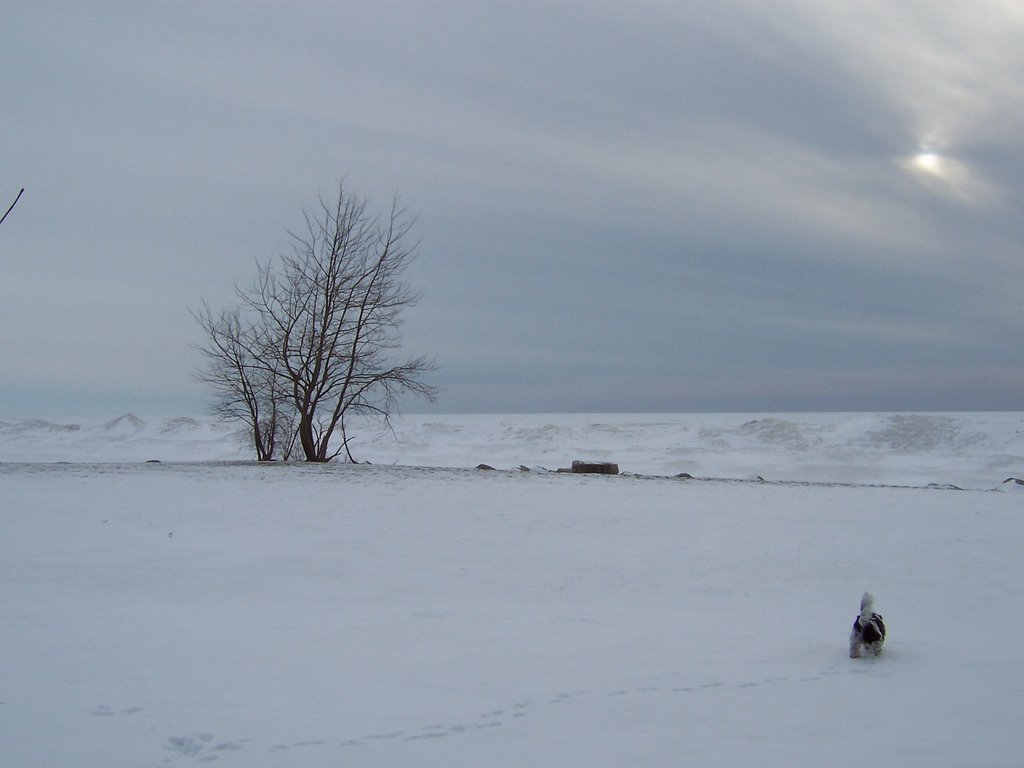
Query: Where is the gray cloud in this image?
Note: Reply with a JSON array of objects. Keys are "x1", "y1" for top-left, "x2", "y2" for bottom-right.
[{"x1": 2, "y1": 0, "x2": 1022, "y2": 417}]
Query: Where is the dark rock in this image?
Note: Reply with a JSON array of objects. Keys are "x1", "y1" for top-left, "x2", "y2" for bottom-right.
[
  {"x1": 571, "y1": 460, "x2": 619, "y2": 475},
  {"x1": 476, "y1": 463, "x2": 496, "y2": 471}
]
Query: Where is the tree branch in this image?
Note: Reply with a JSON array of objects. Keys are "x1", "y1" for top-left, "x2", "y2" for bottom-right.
[{"x1": 0, "y1": 188, "x2": 24, "y2": 226}]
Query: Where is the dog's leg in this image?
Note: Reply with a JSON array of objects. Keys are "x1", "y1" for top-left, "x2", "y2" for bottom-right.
[{"x1": 849, "y1": 630, "x2": 862, "y2": 658}]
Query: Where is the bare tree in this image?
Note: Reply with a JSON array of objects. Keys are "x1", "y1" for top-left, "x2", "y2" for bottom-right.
[
  {"x1": 1, "y1": 188, "x2": 24, "y2": 226},
  {"x1": 195, "y1": 181, "x2": 437, "y2": 462},
  {"x1": 192, "y1": 301, "x2": 297, "y2": 461}
]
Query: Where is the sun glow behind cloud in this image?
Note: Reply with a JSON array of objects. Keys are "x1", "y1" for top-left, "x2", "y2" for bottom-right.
[
  {"x1": 903, "y1": 144, "x2": 992, "y2": 204},
  {"x1": 913, "y1": 151, "x2": 943, "y2": 176}
]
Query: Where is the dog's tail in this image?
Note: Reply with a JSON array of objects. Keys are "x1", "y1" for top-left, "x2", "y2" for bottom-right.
[{"x1": 859, "y1": 592, "x2": 875, "y2": 620}]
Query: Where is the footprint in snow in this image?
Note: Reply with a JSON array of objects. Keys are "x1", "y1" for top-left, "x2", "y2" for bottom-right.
[
  {"x1": 270, "y1": 740, "x2": 325, "y2": 752},
  {"x1": 92, "y1": 704, "x2": 143, "y2": 717},
  {"x1": 295, "y1": 666, "x2": 856, "y2": 751},
  {"x1": 368, "y1": 731, "x2": 405, "y2": 740},
  {"x1": 164, "y1": 733, "x2": 247, "y2": 763}
]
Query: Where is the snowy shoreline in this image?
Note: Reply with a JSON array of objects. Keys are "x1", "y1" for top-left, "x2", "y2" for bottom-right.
[{"x1": 2, "y1": 411, "x2": 1021, "y2": 490}]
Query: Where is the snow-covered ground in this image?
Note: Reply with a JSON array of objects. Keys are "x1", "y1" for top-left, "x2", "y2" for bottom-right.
[{"x1": 2, "y1": 412, "x2": 1022, "y2": 767}]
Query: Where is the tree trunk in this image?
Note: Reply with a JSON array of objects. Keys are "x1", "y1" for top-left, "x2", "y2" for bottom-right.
[{"x1": 298, "y1": 414, "x2": 321, "y2": 462}]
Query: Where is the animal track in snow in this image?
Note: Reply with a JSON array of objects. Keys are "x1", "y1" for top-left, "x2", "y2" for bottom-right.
[
  {"x1": 164, "y1": 663, "x2": 854, "y2": 757},
  {"x1": 549, "y1": 689, "x2": 589, "y2": 704},
  {"x1": 91, "y1": 704, "x2": 143, "y2": 717},
  {"x1": 163, "y1": 733, "x2": 247, "y2": 763},
  {"x1": 333, "y1": 673, "x2": 824, "y2": 748},
  {"x1": 270, "y1": 740, "x2": 327, "y2": 752}
]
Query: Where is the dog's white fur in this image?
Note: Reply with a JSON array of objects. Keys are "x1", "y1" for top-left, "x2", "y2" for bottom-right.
[
  {"x1": 849, "y1": 591, "x2": 886, "y2": 658},
  {"x1": 859, "y1": 591, "x2": 875, "y2": 620}
]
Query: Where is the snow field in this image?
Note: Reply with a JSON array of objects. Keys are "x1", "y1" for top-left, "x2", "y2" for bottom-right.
[{"x1": 2, "y1": 458, "x2": 1022, "y2": 767}]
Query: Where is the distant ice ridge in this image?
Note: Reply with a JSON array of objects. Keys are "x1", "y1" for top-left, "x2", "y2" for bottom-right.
[
  {"x1": 358, "y1": 412, "x2": 1024, "y2": 490},
  {"x1": 0, "y1": 411, "x2": 1021, "y2": 489},
  {"x1": 0, "y1": 414, "x2": 249, "y2": 464}
]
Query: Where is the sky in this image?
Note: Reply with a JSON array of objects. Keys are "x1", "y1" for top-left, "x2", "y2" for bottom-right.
[{"x1": 2, "y1": 1, "x2": 1023, "y2": 418}]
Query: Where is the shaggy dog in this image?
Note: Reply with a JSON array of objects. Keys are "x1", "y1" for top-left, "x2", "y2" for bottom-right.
[{"x1": 849, "y1": 592, "x2": 886, "y2": 658}]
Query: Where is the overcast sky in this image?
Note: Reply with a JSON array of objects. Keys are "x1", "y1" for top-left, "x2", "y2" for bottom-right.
[{"x1": 3, "y1": 1, "x2": 1023, "y2": 418}]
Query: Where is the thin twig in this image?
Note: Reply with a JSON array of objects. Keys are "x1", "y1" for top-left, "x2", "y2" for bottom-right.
[{"x1": 0, "y1": 188, "x2": 24, "y2": 226}]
